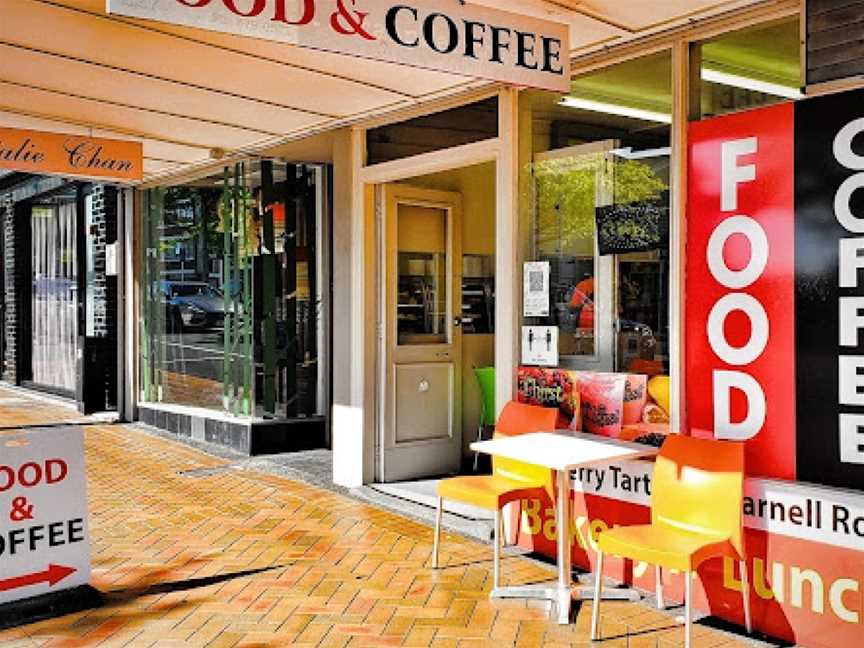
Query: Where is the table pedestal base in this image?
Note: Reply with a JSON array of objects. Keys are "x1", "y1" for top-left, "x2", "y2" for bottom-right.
[{"x1": 490, "y1": 584, "x2": 641, "y2": 624}]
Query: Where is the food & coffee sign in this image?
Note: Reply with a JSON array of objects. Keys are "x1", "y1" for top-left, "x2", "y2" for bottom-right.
[
  {"x1": 0, "y1": 428, "x2": 91, "y2": 604},
  {"x1": 0, "y1": 127, "x2": 143, "y2": 182},
  {"x1": 107, "y1": 0, "x2": 571, "y2": 92}
]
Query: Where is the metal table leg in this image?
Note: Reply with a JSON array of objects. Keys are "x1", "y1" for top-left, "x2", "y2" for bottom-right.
[
  {"x1": 490, "y1": 471, "x2": 574, "y2": 624},
  {"x1": 490, "y1": 470, "x2": 641, "y2": 624}
]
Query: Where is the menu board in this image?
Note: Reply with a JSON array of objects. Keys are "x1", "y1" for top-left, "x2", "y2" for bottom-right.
[{"x1": 595, "y1": 202, "x2": 667, "y2": 256}]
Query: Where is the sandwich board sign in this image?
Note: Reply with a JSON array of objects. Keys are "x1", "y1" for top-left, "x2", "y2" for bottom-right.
[{"x1": 0, "y1": 427, "x2": 90, "y2": 604}]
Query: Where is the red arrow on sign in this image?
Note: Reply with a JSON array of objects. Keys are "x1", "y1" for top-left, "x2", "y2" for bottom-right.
[{"x1": 0, "y1": 564, "x2": 77, "y2": 592}]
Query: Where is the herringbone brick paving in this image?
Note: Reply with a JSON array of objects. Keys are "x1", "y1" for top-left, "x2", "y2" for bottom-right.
[{"x1": 0, "y1": 389, "x2": 759, "y2": 648}]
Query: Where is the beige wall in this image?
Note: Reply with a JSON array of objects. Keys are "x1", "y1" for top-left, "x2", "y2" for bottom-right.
[
  {"x1": 331, "y1": 128, "x2": 375, "y2": 487},
  {"x1": 399, "y1": 162, "x2": 496, "y2": 458}
]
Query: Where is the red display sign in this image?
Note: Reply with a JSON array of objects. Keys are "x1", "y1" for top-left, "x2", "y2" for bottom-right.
[
  {"x1": 686, "y1": 104, "x2": 797, "y2": 480},
  {"x1": 513, "y1": 463, "x2": 864, "y2": 648}
]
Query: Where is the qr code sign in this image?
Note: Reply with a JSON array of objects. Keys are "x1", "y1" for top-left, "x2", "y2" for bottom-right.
[{"x1": 528, "y1": 271, "x2": 544, "y2": 292}]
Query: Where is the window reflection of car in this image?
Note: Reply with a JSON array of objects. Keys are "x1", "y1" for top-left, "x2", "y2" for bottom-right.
[{"x1": 160, "y1": 281, "x2": 225, "y2": 332}]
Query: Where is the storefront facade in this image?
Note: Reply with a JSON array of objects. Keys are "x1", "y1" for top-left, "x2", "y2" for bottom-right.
[
  {"x1": 327, "y1": 4, "x2": 864, "y2": 647},
  {"x1": 135, "y1": 160, "x2": 333, "y2": 453},
  {"x1": 2, "y1": 0, "x2": 862, "y2": 645},
  {"x1": 0, "y1": 129, "x2": 139, "y2": 415}
]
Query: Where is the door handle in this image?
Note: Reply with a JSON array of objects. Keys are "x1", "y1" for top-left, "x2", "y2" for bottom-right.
[{"x1": 453, "y1": 316, "x2": 462, "y2": 327}]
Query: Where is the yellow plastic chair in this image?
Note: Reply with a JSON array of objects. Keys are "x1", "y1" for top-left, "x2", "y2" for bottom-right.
[
  {"x1": 431, "y1": 401, "x2": 562, "y2": 589},
  {"x1": 590, "y1": 435, "x2": 751, "y2": 648}
]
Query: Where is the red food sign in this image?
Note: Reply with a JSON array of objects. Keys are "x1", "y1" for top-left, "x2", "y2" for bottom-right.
[{"x1": 686, "y1": 103, "x2": 797, "y2": 480}]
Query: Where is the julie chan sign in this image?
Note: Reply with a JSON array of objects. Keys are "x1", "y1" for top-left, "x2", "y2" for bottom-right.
[
  {"x1": 107, "y1": 0, "x2": 571, "y2": 92},
  {"x1": 687, "y1": 89, "x2": 864, "y2": 492}
]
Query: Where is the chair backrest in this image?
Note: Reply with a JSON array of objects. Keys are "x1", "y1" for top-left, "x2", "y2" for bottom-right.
[
  {"x1": 474, "y1": 366, "x2": 497, "y2": 427},
  {"x1": 493, "y1": 401, "x2": 562, "y2": 490},
  {"x1": 651, "y1": 435, "x2": 745, "y2": 557}
]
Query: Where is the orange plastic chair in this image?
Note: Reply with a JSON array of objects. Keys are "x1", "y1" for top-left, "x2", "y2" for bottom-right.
[
  {"x1": 431, "y1": 401, "x2": 563, "y2": 589},
  {"x1": 590, "y1": 435, "x2": 751, "y2": 648}
]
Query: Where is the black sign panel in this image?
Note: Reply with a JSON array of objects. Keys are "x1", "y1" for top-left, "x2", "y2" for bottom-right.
[
  {"x1": 795, "y1": 87, "x2": 864, "y2": 490},
  {"x1": 595, "y1": 202, "x2": 667, "y2": 256}
]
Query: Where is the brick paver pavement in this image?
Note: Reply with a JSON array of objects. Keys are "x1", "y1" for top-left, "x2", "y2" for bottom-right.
[{"x1": 0, "y1": 388, "x2": 760, "y2": 648}]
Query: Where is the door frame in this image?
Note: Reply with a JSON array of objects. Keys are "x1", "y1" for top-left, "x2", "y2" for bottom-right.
[
  {"x1": 378, "y1": 184, "x2": 464, "y2": 482},
  {"x1": 337, "y1": 88, "x2": 521, "y2": 488},
  {"x1": 359, "y1": 139, "x2": 503, "y2": 484}
]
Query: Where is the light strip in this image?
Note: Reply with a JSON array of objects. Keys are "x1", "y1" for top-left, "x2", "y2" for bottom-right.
[
  {"x1": 557, "y1": 96, "x2": 671, "y2": 124},
  {"x1": 610, "y1": 146, "x2": 672, "y2": 160},
  {"x1": 701, "y1": 67, "x2": 802, "y2": 100}
]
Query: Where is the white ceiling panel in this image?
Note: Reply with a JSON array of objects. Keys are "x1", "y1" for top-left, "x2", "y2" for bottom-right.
[
  {"x1": 0, "y1": 109, "x2": 210, "y2": 165},
  {"x1": 58, "y1": 0, "x2": 471, "y2": 98},
  {"x1": 0, "y1": 44, "x2": 322, "y2": 134},
  {"x1": 567, "y1": 0, "x2": 762, "y2": 33},
  {"x1": 0, "y1": 0, "x2": 783, "y2": 183},
  {"x1": 4, "y1": 0, "x2": 409, "y2": 118},
  {"x1": 0, "y1": 81, "x2": 296, "y2": 150},
  {"x1": 468, "y1": 0, "x2": 626, "y2": 52}
]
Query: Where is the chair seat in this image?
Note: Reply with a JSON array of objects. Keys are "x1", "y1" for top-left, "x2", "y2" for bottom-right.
[
  {"x1": 437, "y1": 475, "x2": 548, "y2": 511},
  {"x1": 598, "y1": 523, "x2": 736, "y2": 572}
]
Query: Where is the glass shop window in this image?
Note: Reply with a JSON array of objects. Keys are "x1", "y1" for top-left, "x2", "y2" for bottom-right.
[
  {"x1": 695, "y1": 17, "x2": 802, "y2": 119},
  {"x1": 140, "y1": 162, "x2": 325, "y2": 420},
  {"x1": 523, "y1": 51, "x2": 671, "y2": 376},
  {"x1": 366, "y1": 97, "x2": 499, "y2": 166}
]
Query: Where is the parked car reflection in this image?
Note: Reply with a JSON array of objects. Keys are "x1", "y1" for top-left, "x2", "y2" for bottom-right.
[{"x1": 160, "y1": 281, "x2": 225, "y2": 332}]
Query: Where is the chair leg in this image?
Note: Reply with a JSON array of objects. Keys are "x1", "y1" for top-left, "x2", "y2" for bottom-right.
[
  {"x1": 655, "y1": 565, "x2": 665, "y2": 610},
  {"x1": 684, "y1": 571, "x2": 692, "y2": 648},
  {"x1": 740, "y1": 560, "x2": 752, "y2": 634},
  {"x1": 473, "y1": 424, "x2": 482, "y2": 472},
  {"x1": 590, "y1": 550, "x2": 604, "y2": 641},
  {"x1": 432, "y1": 496, "x2": 442, "y2": 569},
  {"x1": 493, "y1": 508, "x2": 502, "y2": 589}
]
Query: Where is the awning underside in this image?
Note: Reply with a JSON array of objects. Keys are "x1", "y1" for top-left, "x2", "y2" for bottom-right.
[{"x1": 0, "y1": 0, "x2": 769, "y2": 183}]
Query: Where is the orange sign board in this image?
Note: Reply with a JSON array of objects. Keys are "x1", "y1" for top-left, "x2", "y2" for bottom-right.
[{"x1": 0, "y1": 127, "x2": 143, "y2": 182}]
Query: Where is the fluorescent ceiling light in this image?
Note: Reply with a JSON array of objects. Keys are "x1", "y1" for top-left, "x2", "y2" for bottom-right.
[
  {"x1": 611, "y1": 146, "x2": 672, "y2": 160},
  {"x1": 558, "y1": 96, "x2": 671, "y2": 124},
  {"x1": 701, "y1": 67, "x2": 802, "y2": 99}
]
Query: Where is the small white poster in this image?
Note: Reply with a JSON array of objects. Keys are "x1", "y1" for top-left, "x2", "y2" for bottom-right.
[
  {"x1": 521, "y1": 326, "x2": 559, "y2": 367},
  {"x1": 0, "y1": 427, "x2": 91, "y2": 604},
  {"x1": 523, "y1": 261, "x2": 550, "y2": 317},
  {"x1": 105, "y1": 242, "x2": 118, "y2": 277}
]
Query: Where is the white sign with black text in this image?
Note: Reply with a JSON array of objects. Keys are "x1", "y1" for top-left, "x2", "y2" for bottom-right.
[
  {"x1": 523, "y1": 261, "x2": 550, "y2": 317},
  {"x1": 108, "y1": 0, "x2": 571, "y2": 92},
  {"x1": 0, "y1": 427, "x2": 90, "y2": 605},
  {"x1": 570, "y1": 459, "x2": 864, "y2": 551},
  {"x1": 521, "y1": 326, "x2": 558, "y2": 367}
]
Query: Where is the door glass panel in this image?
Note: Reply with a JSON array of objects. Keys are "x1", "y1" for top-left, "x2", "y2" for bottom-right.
[
  {"x1": 397, "y1": 204, "x2": 448, "y2": 346},
  {"x1": 533, "y1": 150, "x2": 607, "y2": 358},
  {"x1": 31, "y1": 199, "x2": 78, "y2": 392}
]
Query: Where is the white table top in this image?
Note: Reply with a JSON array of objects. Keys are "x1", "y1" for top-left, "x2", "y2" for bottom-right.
[{"x1": 470, "y1": 431, "x2": 660, "y2": 471}]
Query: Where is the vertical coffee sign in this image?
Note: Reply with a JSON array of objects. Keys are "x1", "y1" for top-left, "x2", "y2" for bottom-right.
[{"x1": 795, "y1": 88, "x2": 864, "y2": 490}]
